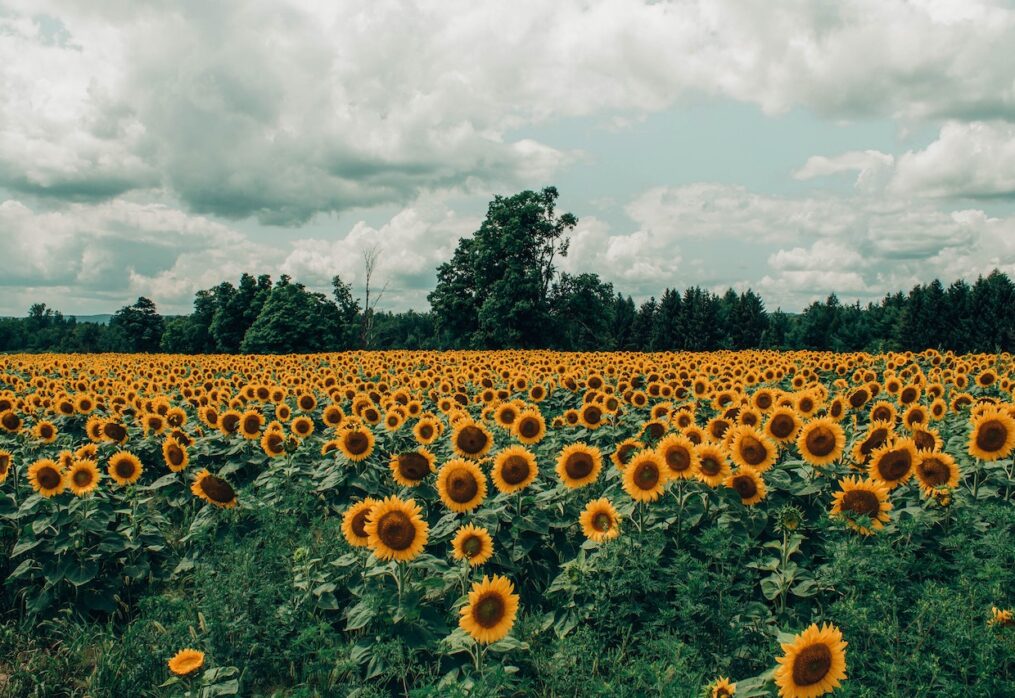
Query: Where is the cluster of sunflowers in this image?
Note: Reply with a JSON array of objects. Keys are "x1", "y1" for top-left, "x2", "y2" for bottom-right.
[{"x1": 2, "y1": 348, "x2": 1014, "y2": 696}]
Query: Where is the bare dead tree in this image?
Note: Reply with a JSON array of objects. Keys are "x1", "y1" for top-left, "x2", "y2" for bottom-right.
[{"x1": 361, "y1": 243, "x2": 388, "y2": 349}]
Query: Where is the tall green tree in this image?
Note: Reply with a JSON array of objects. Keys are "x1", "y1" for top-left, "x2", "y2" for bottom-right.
[
  {"x1": 550, "y1": 272, "x2": 616, "y2": 350},
  {"x1": 110, "y1": 297, "x2": 164, "y2": 352},
  {"x1": 240, "y1": 277, "x2": 342, "y2": 354}
]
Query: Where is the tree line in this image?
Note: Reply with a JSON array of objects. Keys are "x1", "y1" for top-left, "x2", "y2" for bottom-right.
[{"x1": 3, "y1": 187, "x2": 1014, "y2": 354}]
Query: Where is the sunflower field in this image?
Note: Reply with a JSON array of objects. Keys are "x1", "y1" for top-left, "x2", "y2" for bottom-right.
[{"x1": 1, "y1": 350, "x2": 1014, "y2": 697}]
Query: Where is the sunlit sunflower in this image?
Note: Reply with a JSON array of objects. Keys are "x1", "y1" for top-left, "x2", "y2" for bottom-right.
[
  {"x1": 451, "y1": 523, "x2": 494, "y2": 566},
  {"x1": 513, "y1": 410, "x2": 547, "y2": 445},
  {"x1": 694, "y1": 443, "x2": 732, "y2": 488},
  {"x1": 28, "y1": 458, "x2": 65, "y2": 497},
  {"x1": 167, "y1": 648, "x2": 205, "y2": 676},
  {"x1": 341, "y1": 498, "x2": 378, "y2": 548},
  {"x1": 968, "y1": 408, "x2": 1015, "y2": 461},
  {"x1": 451, "y1": 421, "x2": 493, "y2": 459},
  {"x1": 729, "y1": 425, "x2": 777, "y2": 472},
  {"x1": 796, "y1": 418, "x2": 845, "y2": 467},
  {"x1": 437, "y1": 458, "x2": 488, "y2": 512},
  {"x1": 413, "y1": 416, "x2": 441, "y2": 445},
  {"x1": 830, "y1": 475, "x2": 892, "y2": 535},
  {"x1": 773, "y1": 623, "x2": 847, "y2": 698},
  {"x1": 579, "y1": 402, "x2": 607, "y2": 429},
  {"x1": 579, "y1": 498, "x2": 620, "y2": 542},
  {"x1": 656, "y1": 433, "x2": 698, "y2": 480},
  {"x1": 914, "y1": 452, "x2": 959, "y2": 495},
  {"x1": 389, "y1": 448, "x2": 436, "y2": 487},
  {"x1": 491, "y1": 445, "x2": 538, "y2": 494},
  {"x1": 290, "y1": 415, "x2": 315, "y2": 439},
  {"x1": 622, "y1": 449, "x2": 667, "y2": 502},
  {"x1": 338, "y1": 425, "x2": 375, "y2": 462},
  {"x1": 32, "y1": 420, "x2": 58, "y2": 444},
  {"x1": 66, "y1": 459, "x2": 101, "y2": 496},
  {"x1": 725, "y1": 467, "x2": 766, "y2": 506},
  {"x1": 555, "y1": 443, "x2": 603, "y2": 489},
  {"x1": 868, "y1": 400, "x2": 896, "y2": 425},
  {"x1": 459, "y1": 574, "x2": 520, "y2": 644},
  {"x1": 191, "y1": 469, "x2": 237, "y2": 508},
  {"x1": 238, "y1": 410, "x2": 264, "y2": 439},
  {"x1": 162, "y1": 436, "x2": 190, "y2": 473},
  {"x1": 365, "y1": 495, "x2": 428, "y2": 561},
  {"x1": 709, "y1": 677, "x2": 737, "y2": 698},
  {"x1": 493, "y1": 402, "x2": 520, "y2": 430},
  {"x1": 868, "y1": 438, "x2": 918, "y2": 489},
  {"x1": 107, "y1": 451, "x2": 143, "y2": 487}
]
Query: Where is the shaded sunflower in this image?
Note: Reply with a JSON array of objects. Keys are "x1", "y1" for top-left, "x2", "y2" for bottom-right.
[
  {"x1": 709, "y1": 677, "x2": 736, "y2": 698},
  {"x1": 66, "y1": 459, "x2": 101, "y2": 496},
  {"x1": 513, "y1": 410, "x2": 547, "y2": 445},
  {"x1": 0, "y1": 449, "x2": 11, "y2": 484},
  {"x1": 729, "y1": 425, "x2": 777, "y2": 472},
  {"x1": 389, "y1": 448, "x2": 436, "y2": 487},
  {"x1": 579, "y1": 498, "x2": 620, "y2": 543},
  {"x1": 694, "y1": 443, "x2": 732, "y2": 488},
  {"x1": 191, "y1": 469, "x2": 237, "y2": 509},
  {"x1": 218, "y1": 409, "x2": 242, "y2": 437},
  {"x1": 338, "y1": 425, "x2": 376, "y2": 462},
  {"x1": 341, "y1": 498, "x2": 378, "y2": 548},
  {"x1": 365, "y1": 495, "x2": 428, "y2": 561},
  {"x1": 610, "y1": 437, "x2": 644, "y2": 471},
  {"x1": 491, "y1": 445, "x2": 538, "y2": 494},
  {"x1": 911, "y1": 425, "x2": 942, "y2": 453},
  {"x1": 773, "y1": 623, "x2": 847, "y2": 698},
  {"x1": 868, "y1": 439, "x2": 918, "y2": 489},
  {"x1": 102, "y1": 420, "x2": 128, "y2": 444},
  {"x1": 656, "y1": 433, "x2": 698, "y2": 480},
  {"x1": 914, "y1": 452, "x2": 959, "y2": 495},
  {"x1": 437, "y1": 458, "x2": 488, "y2": 512},
  {"x1": 459, "y1": 574, "x2": 520, "y2": 644},
  {"x1": 850, "y1": 420, "x2": 894, "y2": 465},
  {"x1": 451, "y1": 523, "x2": 494, "y2": 566},
  {"x1": 167, "y1": 648, "x2": 205, "y2": 677},
  {"x1": 968, "y1": 408, "x2": 1015, "y2": 461},
  {"x1": 162, "y1": 436, "x2": 189, "y2": 473},
  {"x1": 830, "y1": 475, "x2": 892, "y2": 535},
  {"x1": 28, "y1": 458, "x2": 65, "y2": 497},
  {"x1": 451, "y1": 421, "x2": 493, "y2": 459},
  {"x1": 107, "y1": 451, "x2": 143, "y2": 487},
  {"x1": 725, "y1": 467, "x2": 766, "y2": 506},
  {"x1": 622, "y1": 449, "x2": 667, "y2": 502},
  {"x1": 555, "y1": 443, "x2": 603, "y2": 489},
  {"x1": 796, "y1": 418, "x2": 845, "y2": 467}
]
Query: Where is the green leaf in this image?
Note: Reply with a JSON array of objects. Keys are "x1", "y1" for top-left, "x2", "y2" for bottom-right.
[
  {"x1": 345, "y1": 601, "x2": 375, "y2": 631},
  {"x1": 66, "y1": 560, "x2": 99, "y2": 587}
]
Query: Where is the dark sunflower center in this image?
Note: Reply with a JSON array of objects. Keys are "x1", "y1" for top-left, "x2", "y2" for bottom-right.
[
  {"x1": 849, "y1": 390, "x2": 868, "y2": 407},
  {"x1": 38, "y1": 466, "x2": 61, "y2": 490},
  {"x1": 345, "y1": 431, "x2": 369, "y2": 455},
  {"x1": 914, "y1": 431, "x2": 935, "y2": 451},
  {"x1": 418, "y1": 424, "x2": 434, "y2": 439},
  {"x1": 791, "y1": 643, "x2": 832, "y2": 687},
  {"x1": 266, "y1": 433, "x2": 283, "y2": 451},
  {"x1": 462, "y1": 535, "x2": 483, "y2": 557},
  {"x1": 633, "y1": 461, "x2": 660, "y2": 489},
  {"x1": 473, "y1": 593, "x2": 506, "y2": 628},
  {"x1": 918, "y1": 457, "x2": 950, "y2": 485},
  {"x1": 0, "y1": 455, "x2": 9, "y2": 473},
  {"x1": 114, "y1": 459, "x2": 137, "y2": 480},
  {"x1": 877, "y1": 450, "x2": 912, "y2": 481},
  {"x1": 592, "y1": 512, "x2": 612, "y2": 532},
  {"x1": 243, "y1": 416, "x2": 261, "y2": 434},
  {"x1": 351, "y1": 509, "x2": 371, "y2": 538},
  {"x1": 565, "y1": 452, "x2": 594, "y2": 479},
  {"x1": 103, "y1": 423, "x2": 126, "y2": 441},
  {"x1": 398, "y1": 453, "x2": 430, "y2": 481},
  {"x1": 860, "y1": 429, "x2": 888, "y2": 457},
  {"x1": 976, "y1": 420, "x2": 1007, "y2": 452},
  {"x1": 770, "y1": 415, "x2": 795, "y2": 438},
  {"x1": 40, "y1": 424, "x2": 54, "y2": 438},
  {"x1": 799, "y1": 398, "x2": 814, "y2": 412},
  {"x1": 700, "y1": 456, "x2": 721, "y2": 476},
  {"x1": 739, "y1": 437, "x2": 767, "y2": 466},
  {"x1": 447, "y1": 468, "x2": 480, "y2": 503},
  {"x1": 518, "y1": 418, "x2": 539, "y2": 438},
  {"x1": 842, "y1": 488, "x2": 879, "y2": 516},
  {"x1": 757, "y1": 393, "x2": 773, "y2": 409},
  {"x1": 872, "y1": 406, "x2": 892, "y2": 422},
  {"x1": 377, "y1": 510, "x2": 415, "y2": 550},
  {"x1": 200, "y1": 475, "x2": 235, "y2": 504},
  {"x1": 664, "y1": 445, "x2": 691, "y2": 472},
  {"x1": 805, "y1": 427, "x2": 835, "y2": 457},
  {"x1": 167, "y1": 446, "x2": 185, "y2": 466},
  {"x1": 710, "y1": 421, "x2": 730, "y2": 439},
  {"x1": 583, "y1": 406, "x2": 602, "y2": 424},
  {"x1": 300, "y1": 397, "x2": 315, "y2": 410},
  {"x1": 221, "y1": 415, "x2": 240, "y2": 433},
  {"x1": 457, "y1": 426, "x2": 488, "y2": 454},
  {"x1": 901, "y1": 388, "x2": 917, "y2": 404},
  {"x1": 73, "y1": 468, "x2": 93, "y2": 487},
  {"x1": 500, "y1": 455, "x2": 531, "y2": 485},
  {"x1": 2, "y1": 413, "x2": 20, "y2": 430},
  {"x1": 732, "y1": 474, "x2": 757, "y2": 499}
]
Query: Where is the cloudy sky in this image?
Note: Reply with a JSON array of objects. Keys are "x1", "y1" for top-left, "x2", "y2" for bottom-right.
[{"x1": 2, "y1": 0, "x2": 1015, "y2": 316}]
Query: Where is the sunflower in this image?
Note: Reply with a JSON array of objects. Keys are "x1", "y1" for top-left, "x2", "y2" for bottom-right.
[
  {"x1": 290, "y1": 415, "x2": 315, "y2": 439},
  {"x1": 694, "y1": 443, "x2": 732, "y2": 488},
  {"x1": 437, "y1": 458, "x2": 488, "y2": 512},
  {"x1": 654, "y1": 433, "x2": 698, "y2": 480},
  {"x1": 555, "y1": 443, "x2": 603, "y2": 489},
  {"x1": 968, "y1": 408, "x2": 1015, "y2": 461},
  {"x1": 765, "y1": 407, "x2": 801, "y2": 444},
  {"x1": 850, "y1": 420, "x2": 894, "y2": 465},
  {"x1": 389, "y1": 448, "x2": 436, "y2": 487},
  {"x1": 868, "y1": 439, "x2": 918, "y2": 489},
  {"x1": 725, "y1": 467, "x2": 766, "y2": 506},
  {"x1": 579, "y1": 402, "x2": 606, "y2": 429},
  {"x1": 162, "y1": 436, "x2": 189, "y2": 472},
  {"x1": 32, "y1": 420, "x2": 58, "y2": 444},
  {"x1": 796, "y1": 418, "x2": 845, "y2": 467},
  {"x1": 0, "y1": 410, "x2": 22, "y2": 432},
  {"x1": 66, "y1": 459, "x2": 101, "y2": 496},
  {"x1": 167, "y1": 648, "x2": 206, "y2": 676},
  {"x1": 0, "y1": 449, "x2": 11, "y2": 484},
  {"x1": 622, "y1": 449, "x2": 667, "y2": 502},
  {"x1": 338, "y1": 425, "x2": 375, "y2": 462},
  {"x1": 830, "y1": 476, "x2": 892, "y2": 535},
  {"x1": 191, "y1": 469, "x2": 237, "y2": 508},
  {"x1": 513, "y1": 410, "x2": 547, "y2": 445},
  {"x1": 451, "y1": 523, "x2": 494, "y2": 566},
  {"x1": 709, "y1": 677, "x2": 737, "y2": 698},
  {"x1": 459, "y1": 575, "x2": 520, "y2": 644},
  {"x1": 491, "y1": 445, "x2": 538, "y2": 494},
  {"x1": 218, "y1": 409, "x2": 242, "y2": 437},
  {"x1": 729, "y1": 426, "x2": 777, "y2": 472},
  {"x1": 911, "y1": 426, "x2": 942, "y2": 453},
  {"x1": 451, "y1": 421, "x2": 493, "y2": 459},
  {"x1": 989, "y1": 607, "x2": 1015, "y2": 628},
  {"x1": 774, "y1": 623, "x2": 847, "y2": 698},
  {"x1": 611, "y1": 437, "x2": 644, "y2": 471},
  {"x1": 914, "y1": 452, "x2": 959, "y2": 495},
  {"x1": 107, "y1": 451, "x2": 143, "y2": 486},
  {"x1": 261, "y1": 429, "x2": 286, "y2": 458},
  {"x1": 103, "y1": 419, "x2": 129, "y2": 444},
  {"x1": 239, "y1": 410, "x2": 264, "y2": 439},
  {"x1": 413, "y1": 417, "x2": 441, "y2": 445},
  {"x1": 364, "y1": 495, "x2": 428, "y2": 562},
  {"x1": 579, "y1": 498, "x2": 620, "y2": 542},
  {"x1": 868, "y1": 400, "x2": 896, "y2": 425},
  {"x1": 27, "y1": 458, "x2": 65, "y2": 497},
  {"x1": 341, "y1": 498, "x2": 378, "y2": 547}
]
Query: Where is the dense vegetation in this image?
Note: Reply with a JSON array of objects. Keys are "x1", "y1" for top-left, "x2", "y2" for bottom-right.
[
  {"x1": 3, "y1": 188, "x2": 1015, "y2": 355},
  {"x1": 1, "y1": 349, "x2": 1013, "y2": 697}
]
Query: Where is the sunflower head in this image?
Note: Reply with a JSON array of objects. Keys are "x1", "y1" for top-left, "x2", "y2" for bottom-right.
[
  {"x1": 968, "y1": 408, "x2": 1015, "y2": 461},
  {"x1": 774, "y1": 623, "x2": 848, "y2": 698},
  {"x1": 513, "y1": 410, "x2": 547, "y2": 445},
  {"x1": 579, "y1": 498, "x2": 620, "y2": 543},
  {"x1": 656, "y1": 434, "x2": 698, "y2": 479},
  {"x1": 831, "y1": 475, "x2": 892, "y2": 535},
  {"x1": 725, "y1": 467, "x2": 767, "y2": 506},
  {"x1": 729, "y1": 425, "x2": 777, "y2": 472},
  {"x1": 168, "y1": 648, "x2": 205, "y2": 676},
  {"x1": 341, "y1": 498, "x2": 378, "y2": 548},
  {"x1": 622, "y1": 449, "x2": 667, "y2": 502},
  {"x1": 491, "y1": 445, "x2": 538, "y2": 494},
  {"x1": 67, "y1": 459, "x2": 101, "y2": 496},
  {"x1": 868, "y1": 438, "x2": 918, "y2": 489},
  {"x1": 459, "y1": 574, "x2": 520, "y2": 644},
  {"x1": 452, "y1": 421, "x2": 493, "y2": 458},
  {"x1": 796, "y1": 418, "x2": 845, "y2": 467},
  {"x1": 914, "y1": 452, "x2": 959, "y2": 494},
  {"x1": 389, "y1": 449, "x2": 436, "y2": 487},
  {"x1": 452, "y1": 523, "x2": 494, "y2": 566},
  {"x1": 190, "y1": 469, "x2": 237, "y2": 508},
  {"x1": 555, "y1": 443, "x2": 603, "y2": 489},
  {"x1": 694, "y1": 443, "x2": 731, "y2": 488},
  {"x1": 437, "y1": 458, "x2": 487, "y2": 512},
  {"x1": 338, "y1": 425, "x2": 376, "y2": 462},
  {"x1": 28, "y1": 458, "x2": 65, "y2": 497},
  {"x1": 364, "y1": 495, "x2": 428, "y2": 562},
  {"x1": 107, "y1": 451, "x2": 143, "y2": 487}
]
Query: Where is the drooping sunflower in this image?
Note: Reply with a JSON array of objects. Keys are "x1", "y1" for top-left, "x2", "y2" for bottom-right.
[
  {"x1": 968, "y1": 408, "x2": 1015, "y2": 461},
  {"x1": 725, "y1": 467, "x2": 767, "y2": 506},
  {"x1": 389, "y1": 448, "x2": 436, "y2": 487},
  {"x1": 555, "y1": 443, "x2": 603, "y2": 489},
  {"x1": 796, "y1": 418, "x2": 845, "y2": 467},
  {"x1": 656, "y1": 433, "x2": 698, "y2": 480},
  {"x1": 830, "y1": 475, "x2": 892, "y2": 535},
  {"x1": 579, "y1": 498, "x2": 620, "y2": 543},
  {"x1": 868, "y1": 438, "x2": 918, "y2": 489},
  {"x1": 451, "y1": 421, "x2": 494, "y2": 459},
  {"x1": 622, "y1": 449, "x2": 667, "y2": 502},
  {"x1": 459, "y1": 574, "x2": 520, "y2": 644},
  {"x1": 66, "y1": 459, "x2": 101, "y2": 496},
  {"x1": 773, "y1": 623, "x2": 847, "y2": 698},
  {"x1": 364, "y1": 495, "x2": 429, "y2": 562},
  {"x1": 451, "y1": 523, "x2": 494, "y2": 566},
  {"x1": 513, "y1": 410, "x2": 547, "y2": 445},
  {"x1": 191, "y1": 469, "x2": 238, "y2": 509},
  {"x1": 162, "y1": 436, "x2": 190, "y2": 473},
  {"x1": 341, "y1": 498, "x2": 378, "y2": 547},
  {"x1": 694, "y1": 443, "x2": 732, "y2": 488},
  {"x1": 914, "y1": 452, "x2": 960, "y2": 495},
  {"x1": 437, "y1": 458, "x2": 488, "y2": 512},
  {"x1": 338, "y1": 425, "x2": 375, "y2": 462},
  {"x1": 850, "y1": 420, "x2": 894, "y2": 465},
  {"x1": 167, "y1": 648, "x2": 206, "y2": 676},
  {"x1": 491, "y1": 445, "x2": 538, "y2": 494},
  {"x1": 107, "y1": 451, "x2": 143, "y2": 487},
  {"x1": 28, "y1": 458, "x2": 65, "y2": 497},
  {"x1": 0, "y1": 449, "x2": 11, "y2": 484},
  {"x1": 729, "y1": 426, "x2": 777, "y2": 472}
]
